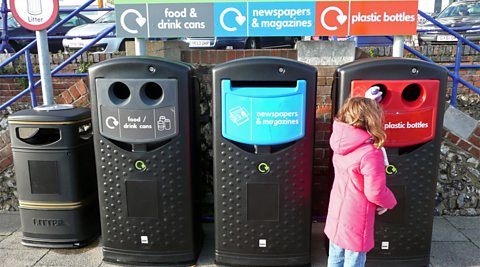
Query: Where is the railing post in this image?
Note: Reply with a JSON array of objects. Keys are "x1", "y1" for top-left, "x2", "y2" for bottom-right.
[
  {"x1": 25, "y1": 50, "x2": 37, "y2": 107},
  {"x1": 451, "y1": 39, "x2": 463, "y2": 107},
  {"x1": 0, "y1": 0, "x2": 9, "y2": 53},
  {"x1": 35, "y1": 30, "x2": 54, "y2": 106}
]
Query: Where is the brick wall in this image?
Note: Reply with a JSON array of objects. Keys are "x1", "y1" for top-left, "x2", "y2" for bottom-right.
[
  {"x1": 181, "y1": 49, "x2": 297, "y2": 64},
  {"x1": 443, "y1": 127, "x2": 480, "y2": 158}
]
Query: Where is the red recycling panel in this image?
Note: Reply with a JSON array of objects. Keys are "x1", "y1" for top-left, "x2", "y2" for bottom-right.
[{"x1": 351, "y1": 80, "x2": 440, "y2": 147}]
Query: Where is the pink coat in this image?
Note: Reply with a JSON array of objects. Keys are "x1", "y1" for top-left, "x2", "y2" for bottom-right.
[{"x1": 324, "y1": 121, "x2": 397, "y2": 252}]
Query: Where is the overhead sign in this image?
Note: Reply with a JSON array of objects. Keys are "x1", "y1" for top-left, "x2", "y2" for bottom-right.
[
  {"x1": 115, "y1": 0, "x2": 418, "y2": 38},
  {"x1": 9, "y1": 0, "x2": 59, "y2": 31}
]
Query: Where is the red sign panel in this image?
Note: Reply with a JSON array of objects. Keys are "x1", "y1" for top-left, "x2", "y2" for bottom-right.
[
  {"x1": 351, "y1": 80, "x2": 440, "y2": 147},
  {"x1": 9, "y1": 0, "x2": 59, "y2": 31},
  {"x1": 315, "y1": 0, "x2": 418, "y2": 36}
]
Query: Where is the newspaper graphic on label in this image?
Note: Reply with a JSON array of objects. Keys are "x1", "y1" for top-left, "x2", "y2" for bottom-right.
[{"x1": 229, "y1": 106, "x2": 249, "y2": 126}]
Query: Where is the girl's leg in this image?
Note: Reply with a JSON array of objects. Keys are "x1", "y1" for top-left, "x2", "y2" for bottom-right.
[
  {"x1": 327, "y1": 241, "x2": 345, "y2": 267},
  {"x1": 344, "y1": 249, "x2": 367, "y2": 267}
]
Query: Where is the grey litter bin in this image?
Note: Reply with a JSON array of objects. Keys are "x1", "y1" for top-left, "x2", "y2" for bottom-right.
[
  {"x1": 88, "y1": 56, "x2": 200, "y2": 265},
  {"x1": 8, "y1": 105, "x2": 99, "y2": 248}
]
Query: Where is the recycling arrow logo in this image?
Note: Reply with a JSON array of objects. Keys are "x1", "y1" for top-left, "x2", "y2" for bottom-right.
[
  {"x1": 120, "y1": 9, "x2": 147, "y2": 34},
  {"x1": 220, "y1": 7, "x2": 246, "y2": 32}
]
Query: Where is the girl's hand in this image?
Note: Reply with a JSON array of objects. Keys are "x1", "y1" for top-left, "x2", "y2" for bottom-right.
[{"x1": 376, "y1": 207, "x2": 388, "y2": 215}]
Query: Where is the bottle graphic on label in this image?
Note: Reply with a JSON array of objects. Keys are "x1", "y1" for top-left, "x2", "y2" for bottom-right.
[
  {"x1": 27, "y1": 0, "x2": 42, "y2": 15},
  {"x1": 157, "y1": 116, "x2": 171, "y2": 131}
]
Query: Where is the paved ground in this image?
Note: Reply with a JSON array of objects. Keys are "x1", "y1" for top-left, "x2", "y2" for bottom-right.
[{"x1": 0, "y1": 212, "x2": 479, "y2": 267}]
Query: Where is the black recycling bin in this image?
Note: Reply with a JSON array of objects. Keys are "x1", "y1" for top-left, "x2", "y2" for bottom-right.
[
  {"x1": 212, "y1": 57, "x2": 317, "y2": 266},
  {"x1": 332, "y1": 58, "x2": 447, "y2": 266},
  {"x1": 8, "y1": 105, "x2": 99, "y2": 248},
  {"x1": 88, "y1": 56, "x2": 200, "y2": 265}
]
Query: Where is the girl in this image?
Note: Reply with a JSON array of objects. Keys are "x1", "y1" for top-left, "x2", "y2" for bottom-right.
[{"x1": 324, "y1": 97, "x2": 397, "y2": 267}]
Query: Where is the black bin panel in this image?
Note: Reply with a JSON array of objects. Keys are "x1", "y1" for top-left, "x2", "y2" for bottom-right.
[
  {"x1": 213, "y1": 57, "x2": 317, "y2": 266},
  {"x1": 332, "y1": 58, "x2": 447, "y2": 267},
  {"x1": 88, "y1": 56, "x2": 200, "y2": 265}
]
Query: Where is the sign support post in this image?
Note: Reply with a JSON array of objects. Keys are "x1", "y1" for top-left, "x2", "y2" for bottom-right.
[
  {"x1": 36, "y1": 30, "x2": 54, "y2": 105},
  {"x1": 135, "y1": 38, "x2": 146, "y2": 56},
  {"x1": 393, "y1": 36, "x2": 405, "y2": 57},
  {"x1": 9, "y1": 0, "x2": 59, "y2": 106}
]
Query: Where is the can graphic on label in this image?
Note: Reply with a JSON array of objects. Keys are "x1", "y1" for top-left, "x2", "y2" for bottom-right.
[
  {"x1": 157, "y1": 116, "x2": 171, "y2": 131},
  {"x1": 27, "y1": 0, "x2": 42, "y2": 15}
]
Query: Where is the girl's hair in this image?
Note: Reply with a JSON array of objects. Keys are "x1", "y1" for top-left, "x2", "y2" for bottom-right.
[{"x1": 336, "y1": 97, "x2": 386, "y2": 148}]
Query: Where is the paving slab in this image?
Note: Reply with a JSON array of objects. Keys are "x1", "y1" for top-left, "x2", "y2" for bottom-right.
[
  {"x1": 0, "y1": 230, "x2": 31, "y2": 250},
  {"x1": 0, "y1": 248, "x2": 48, "y2": 267},
  {"x1": 0, "y1": 212, "x2": 21, "y2": 236},
  {"x1": 196, "y1": 223, "x2": 215, "y2": 267},
  {"x1": 445, "y1": 216, "x2": 480, "y2": 230},
  {"x1": 35, "y1": 240, "x2": 102, "y2": 267},
  {"x1": 431, "y1": 217, "x2": 468, "y2": 242},
  {"x1": 311, "y1": 222, "x2": 328, "y2": 267},
  {"x1": 430, "y1": 241, "x2": 480, "y2": 267},
  {"x1": 460, "y1": 229, "x2": 480, "y2": 248}
]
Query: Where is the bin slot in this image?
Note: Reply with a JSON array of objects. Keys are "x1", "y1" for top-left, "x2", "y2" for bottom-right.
[
  {"x1": 226, "y1": 80, "x2": 303, "y2": 97},
  {"x1": 231, "y1": 81, "x2": 297, "y2": 88},
  {"x1": 17, "y1": 127, "x2": 61, "y2": 145},
  {"x1": 106, "y1": 137, "x2": 172, "y2": 152}
]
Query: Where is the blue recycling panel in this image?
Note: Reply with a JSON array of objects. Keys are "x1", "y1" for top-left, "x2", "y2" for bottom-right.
[{"x1": 221, "y1": 79, "x2": 306, "y2": 145}]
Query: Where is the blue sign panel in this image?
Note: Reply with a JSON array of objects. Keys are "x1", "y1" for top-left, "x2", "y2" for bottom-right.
[
  {"x1": 222, "y1": 80, "x2": 306, "y2": 145},
  {"x1": 248, "y1": 2, "x2": 315, "y2": 36}
]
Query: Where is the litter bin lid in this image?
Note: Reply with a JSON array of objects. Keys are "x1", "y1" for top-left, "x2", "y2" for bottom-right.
[{"x1": 8, "y1": 107, "x2": 91, "y2": 124}]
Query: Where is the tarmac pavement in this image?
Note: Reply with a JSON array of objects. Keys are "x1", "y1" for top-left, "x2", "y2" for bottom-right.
[{"x1": 0, "y1": 212, "x2": 479, "y2": 267}]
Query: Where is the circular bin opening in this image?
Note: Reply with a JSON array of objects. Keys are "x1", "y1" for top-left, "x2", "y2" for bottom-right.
[
  {"x1": 401, "y1": 83, "x2": 424, "y2": 107},
  {"x1": 109, "y1": 82, "x2": 130, "y2": 104},
  {"x1": 371, "y1": 83, "x2": 387, "y2": 102},
  {"x1": 140, "y1": 82, "x2": 163, "y2": 105}
]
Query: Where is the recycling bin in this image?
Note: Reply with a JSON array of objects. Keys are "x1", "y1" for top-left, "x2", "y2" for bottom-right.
[
  {"x1": 88, "y1": 56, "x2": 200, "y2": 265},
  {"x1": 8, "y1": 105, "x2": 99, "y2": 248},
  {"x1": 332, "y1": 58, "x2": 448, "y2": 266},
  {"x1": 212, "y1": 57, "x2": 317, "y2": 266}
]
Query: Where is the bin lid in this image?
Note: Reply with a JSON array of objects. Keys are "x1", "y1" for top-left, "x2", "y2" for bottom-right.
[{"x1": 8, "y1": 107, "x2": 91, "y2": 124}]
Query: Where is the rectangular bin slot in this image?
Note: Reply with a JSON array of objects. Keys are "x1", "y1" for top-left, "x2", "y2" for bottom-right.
[
  {"x1": 231, "y1": 80, "x2": 298, "y2": 88},
  {"x1": 17, "y1": 127, "x2": 60, "y2": 145},
  {"x1": 247, "y1": 183, "x2": 279, "y2": 221},
  {"x1": 28, "y1": 160, "x2": 59, "y2": 194},
  {"x1": 126, "y1": 180, "x2": 159, "y2": 218}
]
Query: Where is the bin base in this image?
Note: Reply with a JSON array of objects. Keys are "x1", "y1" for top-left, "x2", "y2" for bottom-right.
[
  {"x1": 103, "y1": 247, "x2": 197, "y2": 266},
  {"x1": 366, "y1": 256, "x2": 430, "y2": 267},
  {"x1": 215, "y1": 251, "x2": 310, "y2": 267},
  {"x1": 21, "y1": 234, "x2": 99, "y2": 249}
]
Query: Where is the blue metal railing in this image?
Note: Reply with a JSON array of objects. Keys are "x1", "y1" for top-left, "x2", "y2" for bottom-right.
[
  {"x1": 414, "y1": 10, "x2": 480, "y2": 107},
  {"x1": 0, "y1": 0, "x2": 115, "y2": 110}
]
